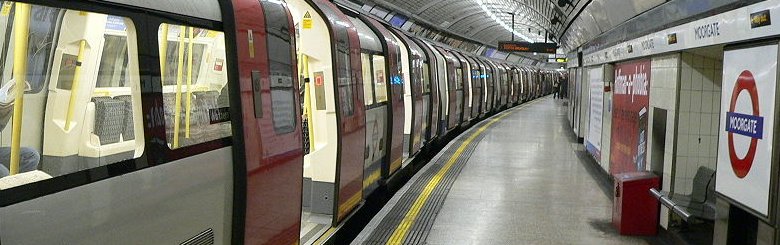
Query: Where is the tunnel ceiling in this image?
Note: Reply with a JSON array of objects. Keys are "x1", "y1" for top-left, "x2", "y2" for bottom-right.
[{"x1": 361, "y1": 0, "x2": 666, "y2": 52}]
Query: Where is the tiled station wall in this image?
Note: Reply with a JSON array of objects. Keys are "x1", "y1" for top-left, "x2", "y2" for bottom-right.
[
  {"x1": 647, "y1": 54, "x2": 681, "y2": 228},
  {"x1": 673, "y1": 52, "x2": 722, "y2": 195}
]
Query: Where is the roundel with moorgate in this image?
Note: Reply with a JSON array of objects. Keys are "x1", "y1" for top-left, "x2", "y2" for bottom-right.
[{"x1": 726, "y1": 70, "x2": 765, "y2": 178}]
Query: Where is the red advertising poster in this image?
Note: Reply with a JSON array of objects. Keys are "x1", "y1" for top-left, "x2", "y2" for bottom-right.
[{"x1": 610, "y1": 59, "x2": 651, "y2": 174}]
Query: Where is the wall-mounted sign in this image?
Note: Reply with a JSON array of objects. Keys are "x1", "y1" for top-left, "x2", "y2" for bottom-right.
[
  {"x1": 609, "y1": 59, "x2": 651, "y2": 174},
  {"x1": 716, "y1": 44, "x2": 777, "y2": 217},
  {"x1": 548, "y1": 58, "x2": 568, "y2": 63},
  {"x1": 751, "y1": 10, "x2": 771, "y2": 29},
  {"x1": 667, "y1": 33, "x2": 678, "y2": 44},
  {"x1": 498, "y1": 41, "x2": 557, "y2": 54},
  {"x1": 303, "y1": 11, "x2": 313, "y2": 29},
  {"x1": 586, "y1": 66, "x2": 604, "y2": 160}
]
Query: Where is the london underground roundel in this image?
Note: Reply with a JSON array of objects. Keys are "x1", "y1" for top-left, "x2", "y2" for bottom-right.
[{"x1": 726, "y1": 70, "x2": 764, "y2": 178}]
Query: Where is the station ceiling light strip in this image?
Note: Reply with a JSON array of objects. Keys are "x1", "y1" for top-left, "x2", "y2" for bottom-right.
[{"x1": 475, "y1": 0, "x2": 534, "y2": 42}]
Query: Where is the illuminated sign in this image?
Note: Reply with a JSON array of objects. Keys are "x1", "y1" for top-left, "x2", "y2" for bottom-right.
[
  {"x1": 667, "y1": 33, "x2": 678, "y2": 45},
  {"x1": 497, "y1": 41, "x2": 557, "y2": 54},
  {"x1": 547, "y1": 58, "x2": 568, "y2": 63},
  {"x1": 751, "y1": 10, "x2": 771, "y2": 28}
]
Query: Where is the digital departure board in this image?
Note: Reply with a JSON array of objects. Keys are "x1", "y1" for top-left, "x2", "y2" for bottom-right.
[{"x1": 498, "y1": 41, "x2": 558, "y2": 54}]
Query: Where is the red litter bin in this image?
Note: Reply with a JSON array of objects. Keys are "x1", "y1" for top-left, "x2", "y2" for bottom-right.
[{"x1": 612, "y1": 172, "x2": 660, "y2": 235}]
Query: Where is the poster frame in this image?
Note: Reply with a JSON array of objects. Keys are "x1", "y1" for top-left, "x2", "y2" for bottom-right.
[{"x1": 715, "y1": 40, "x2": 780, "y2": 225}]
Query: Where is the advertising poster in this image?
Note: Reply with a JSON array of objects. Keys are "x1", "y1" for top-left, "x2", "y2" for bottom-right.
[
  {"x1": 609, "y1": 59, "x2": 651, "y2": 174},
  {"x1": 716, "y1": 44, "x2": 777, "y2": 216},
  {"x1": 586, "y1": 66, "x2": 604, "y2": 160}
]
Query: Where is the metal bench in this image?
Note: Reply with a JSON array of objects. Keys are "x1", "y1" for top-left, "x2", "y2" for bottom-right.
[{"x1": 649, "y1": 166, "x2": 716, "y2": 222}]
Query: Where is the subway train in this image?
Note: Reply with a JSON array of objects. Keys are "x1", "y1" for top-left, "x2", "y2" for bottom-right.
[{"x1": 0, "y1": 0, "x2": 559, "y2": 244}]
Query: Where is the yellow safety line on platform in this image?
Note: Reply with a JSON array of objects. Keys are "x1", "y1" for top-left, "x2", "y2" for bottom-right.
[
  {"x1": 383, "y1": 99, "x2": 544, "y2": 244},
  {"x1": 313, "y1": 227, "x2": 336, "y2": 245}
]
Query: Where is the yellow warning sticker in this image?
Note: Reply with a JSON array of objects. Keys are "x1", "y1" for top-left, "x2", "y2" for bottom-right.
[
  {"x1": 302, "y1": 11, "x2": 312, "y2": 29},
  {"x1": 248, "y1": 29, "x2": 255, "y2": 58},
  {"x1": 0, "y1": 2, "x2": 12, "y2": 16}
]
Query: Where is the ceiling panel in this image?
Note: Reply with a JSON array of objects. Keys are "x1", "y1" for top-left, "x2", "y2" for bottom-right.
[{"x1": 359, "y1": 0, "x2": 695, "y2": 53}]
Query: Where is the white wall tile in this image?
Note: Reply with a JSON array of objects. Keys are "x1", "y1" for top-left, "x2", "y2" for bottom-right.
[
  {"x1": 679, "y1": 90, "x2": 691, "y2": 112},
  {"x1": 703, "y1": 69, "x2": 715, "y2": 91},
  {"x1": 681, "y1": 66, "x2": 692, "y2": 90},
  {"x1": 702, "y1": 91, "x2": 714, "y2": 113},
  {"x1": 690, "y1": 91, "x2": 702, "y2": 113},
  {"x1": 692, "y1": 69, "x2": 704, "y2": 91}
]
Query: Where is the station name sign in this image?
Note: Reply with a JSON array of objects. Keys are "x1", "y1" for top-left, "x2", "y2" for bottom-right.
[{"x1": 498, "y1": 41, "x2": 558, "y2": 54}]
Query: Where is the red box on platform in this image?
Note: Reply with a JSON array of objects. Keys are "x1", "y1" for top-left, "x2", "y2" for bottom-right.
[{"x1": 612, "y1": 172, "x2": 660, "y2": 236}]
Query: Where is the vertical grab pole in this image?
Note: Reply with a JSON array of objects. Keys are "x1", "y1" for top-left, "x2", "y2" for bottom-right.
[
  {"x1": 185, "y1": 27, "x2": 193, "y2": 138},
  {"x1": 64, "y1": 40, "x2": 87, "y2": 131},
  {"x1": 9, "y1": 3, "x2": 30, "y2": 175},
  {"x1": 302, "y1": 55, "x2": 314, "y2": 152},
  {"x1": 173, "y1": 25, "x2": 185, "y2": 148}
]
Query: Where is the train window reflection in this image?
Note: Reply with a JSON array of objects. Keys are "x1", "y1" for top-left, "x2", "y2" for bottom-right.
[
  {"x1": 455, "y1": 68, "x2": 463, "y2": 90},
  {"x1": 0, "y1": 3, "x2": 144, "y2": 189},
  {"x1": 261, "y1": 0, "x2": 296, "y2": 134},
  {"x1": 422, "y1": 64, "x2": 430, "y2": 93},
  {"x1": 361, "y1": 53, "x2": 374, "y2": 105},
  {"x1": 158, "y1": 23, "x2": 231, "y2": 149},
  {"x1": 372, "y1": 55, "x2": 387, "y2": 103}
]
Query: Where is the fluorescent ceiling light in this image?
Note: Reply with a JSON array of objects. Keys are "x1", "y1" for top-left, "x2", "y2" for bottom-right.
[{"x1": 475, "y1": 0, "x2": 534, "y2": 42}]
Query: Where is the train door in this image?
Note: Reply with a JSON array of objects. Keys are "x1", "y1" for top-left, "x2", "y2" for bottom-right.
[
  {"x1": 467, "y1": 57, "x2": 482, "y2": 119},
  {"x1": 231, "y1": 0, "x2": 303, "y2": 244},
  {"x1": 481, "y1": 59, "x2": 494, "y2": 114},
  {"x1": 435, "y1": 47, "x2": 460, "y2": 131},
  {"x1": 421, "y1": 41, "x2": 448, "y2": 135},
  {"x1": 359, "y1": 17, "x2": 404, "y2": 180},
  {"x1": 349, "y1": 16, "x2": 386, "y2": 200},
  {"x1": 497, "y1": 63, "x2": 508, "y2": 109},
  {"x1": 474, "y1": 58, "x2": 488, "y2": 118},
  {"x1": 524, "y1": 68, "x2": 532, "y2": 101},
  {"x1": 452, "y1": 51, "x2": 471, "y2": 125},
  {"x1": 389, "y1": 30, "x2": 423, "y2": 161},
  {"x1": 414, "y1": 38, "x2": 439, "y2": 141},
  {"x1": 287, "y1": 0, "x2": 366, "y2": 242},
  {"x1": 511, "y1": 65, "x2": 520, "y2": 106}
]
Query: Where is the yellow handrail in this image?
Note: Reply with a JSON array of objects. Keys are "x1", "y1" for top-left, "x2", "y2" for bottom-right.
[
  {"x1": 173, "y1": 25, "x2": 185, "y2": 148},
  {"x1": 9, "y1": 2, "x2": 30, "y2": 175},
  {"x1": 64, "y1": 39, "x2": 86, "y2": 131},
  {"x1": 185, "y1": 27, "x2": 193, "y2": 138},
  {"x1": 301, "y1": 54, "x2": 314, "y2": 152}
]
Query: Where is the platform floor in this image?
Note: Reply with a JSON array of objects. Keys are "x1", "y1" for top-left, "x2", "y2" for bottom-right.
[{"x1": 354, "y1": 97, "x2": 653, "y2": 244}]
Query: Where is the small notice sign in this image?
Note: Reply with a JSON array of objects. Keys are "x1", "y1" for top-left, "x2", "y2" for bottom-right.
[{"x1": 303, "y1": 11, "x2": 313, "y2": 29}]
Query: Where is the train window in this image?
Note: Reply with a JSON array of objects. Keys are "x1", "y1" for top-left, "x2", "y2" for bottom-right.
[
  {"x1": 335, "y1": 41, "x2": 354, "y2": 116},
  {"x1": 261, "y1": 0, "x2": 296, "y2": 134},
  {"x1": 422, "y1": 64, "x2": 431, "y2": 93},
  {"x1": 455, "y1": 68, "x2": 463, "y2": 90},
  {"x1": 372, "y1": 55, "x2": 387, "y2": 103},
  {"x1": 0, "y1": 3, "x2": 145, "y2": 186},
  {"x1": 158, "y1": 23, "x2": 231, "y2": 149},
  {"x1": 361, "y1": 53, "x2": 374, "y2": 105}
]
